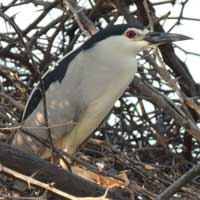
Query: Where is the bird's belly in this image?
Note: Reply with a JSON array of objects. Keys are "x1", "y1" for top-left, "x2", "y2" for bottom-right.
[
  {"x1": 79, "y1": 65, "x2": 134, "y2": 106},
  {"x1": 60, "y1": 75, "x2": 133, "y2": 154}
]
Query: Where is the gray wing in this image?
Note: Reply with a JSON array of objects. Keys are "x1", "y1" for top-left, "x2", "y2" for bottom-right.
[
  {"x1": 13, "y1": 48, "x2": 83, "y2": 156},
  {"x1": 22, "y1": 48, "x2": 81, "y2": 121}
]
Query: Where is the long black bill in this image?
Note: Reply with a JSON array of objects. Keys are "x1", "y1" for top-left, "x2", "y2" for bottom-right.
[{"x1": 144, "y1": 32, "x2": 192, "y2": 44}]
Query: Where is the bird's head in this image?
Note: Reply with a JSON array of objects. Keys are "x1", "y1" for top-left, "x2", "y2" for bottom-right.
[{"x1": 83, "y1": 24, "x2": 191, "y2": 55}]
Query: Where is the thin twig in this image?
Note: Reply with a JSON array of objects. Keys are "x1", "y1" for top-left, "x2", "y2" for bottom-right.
[
  {"x1": 0, "y1": 164, "x2": 110, "y2": 200},
  {"x1": 157, "y1": 163, "x2": 200, "y2": 200},
  {"x1": 63, "y1": 0, "x2": 97, "y2": 35}
]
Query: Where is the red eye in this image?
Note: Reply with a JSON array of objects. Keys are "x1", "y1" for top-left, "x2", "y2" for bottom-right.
[{"x1": 126, "y1": 30, "x2": 136, "y2": 39}]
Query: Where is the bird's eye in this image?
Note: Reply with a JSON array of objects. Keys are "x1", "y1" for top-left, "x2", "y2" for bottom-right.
[{"x1": 126, "y1": 30, "x2": 136, "y2": 39}]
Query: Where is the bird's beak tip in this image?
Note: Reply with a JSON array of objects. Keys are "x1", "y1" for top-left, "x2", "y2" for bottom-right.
[
  {"x1": 144, "y1": 32, "x2": 192, "y2": 44},
  {"x1": 177, "y1": 35, "x2": 192, "y2": 41}
]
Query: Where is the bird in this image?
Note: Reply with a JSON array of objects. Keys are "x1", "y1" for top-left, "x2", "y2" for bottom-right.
[{"x1": 12, "y1": 24, "x2": 190, "y2": 158}]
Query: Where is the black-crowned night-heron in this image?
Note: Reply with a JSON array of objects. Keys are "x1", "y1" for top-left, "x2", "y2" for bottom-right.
[{"x1": 12, "y1": 24, "x2": 190, "y2": 157}]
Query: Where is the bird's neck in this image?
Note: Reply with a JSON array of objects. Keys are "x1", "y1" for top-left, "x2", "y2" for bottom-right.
[{"x1": 86, "y1": 43, "x2": 138, "y2": 76}]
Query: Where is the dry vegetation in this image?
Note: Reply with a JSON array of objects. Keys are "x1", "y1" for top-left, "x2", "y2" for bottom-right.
[{"x1": 0, "y1": 0, "x2": 200, "y2": 199}]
